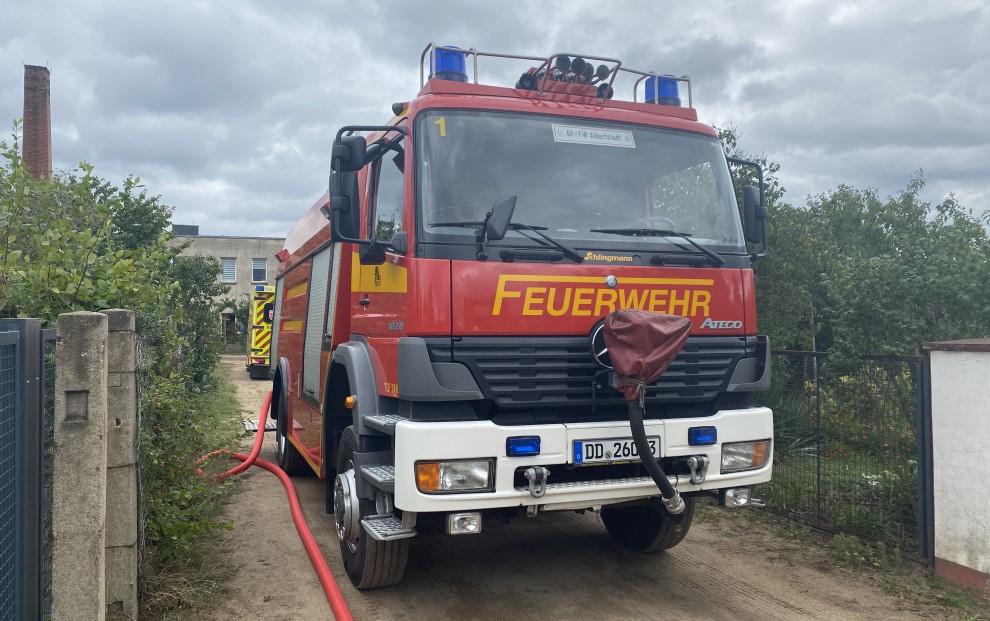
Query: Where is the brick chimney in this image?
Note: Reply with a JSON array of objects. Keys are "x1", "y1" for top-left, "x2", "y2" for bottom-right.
[{"x1": 23, "y1": 65, "x2": 52, "y2": 180}]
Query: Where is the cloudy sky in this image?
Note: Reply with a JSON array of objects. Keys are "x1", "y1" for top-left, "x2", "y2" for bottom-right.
[{"x1": 2, "y1": 0, "x2": 987, "y2": 238}]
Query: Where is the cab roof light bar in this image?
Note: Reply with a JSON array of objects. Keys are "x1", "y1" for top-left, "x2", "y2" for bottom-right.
[{"x1": 419, "y1": 42, "x2": 693, "y2": 108}]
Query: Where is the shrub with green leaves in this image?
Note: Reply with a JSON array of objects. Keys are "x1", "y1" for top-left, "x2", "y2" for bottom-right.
[{"x1": 1, "y1": 122, "x2": 236, "y2": 564}]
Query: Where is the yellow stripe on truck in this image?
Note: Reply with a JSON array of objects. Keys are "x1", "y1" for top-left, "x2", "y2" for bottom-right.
[
  {"x1": 286, "y1": 282, "x2": 308, "y2": 299},
  {"x1": 351, "y1": 252, "x2": 407, "y2": 293}
]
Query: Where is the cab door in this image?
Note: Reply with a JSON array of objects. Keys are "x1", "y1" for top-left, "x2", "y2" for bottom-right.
[{"x1": 350, "y1": 134, "x2": 408, "y2": 394}]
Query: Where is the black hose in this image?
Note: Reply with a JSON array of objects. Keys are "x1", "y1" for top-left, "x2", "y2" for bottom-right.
[{"x1": 627, "y1": 401, "x2": 677, "y2": 499}]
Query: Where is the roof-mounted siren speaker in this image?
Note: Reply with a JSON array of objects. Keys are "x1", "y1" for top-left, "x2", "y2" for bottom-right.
[
  {"x1": 549, "y1": 55, "x2": 571, "y2": 81},
  {"x1": 430, "y1": 45, "x2": 468, "y2": 82},
  {"x1": 645, "y1": 74, "x2": 681, "y2": 107},
  {"x1": 515, "y1": 70, "x2": 538, "y2": 90},
  {"x1": 570, "y1": 56, "x2": 587, "y2": 74}
]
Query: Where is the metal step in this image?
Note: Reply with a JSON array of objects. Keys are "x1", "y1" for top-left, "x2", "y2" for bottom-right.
[
  {"x1": 241, "y1": 418, "x2": 303, "y2": 433},
  {"x1": 360, "y1": 465, "x2": 396, "y2": 493},
  {"x1": 242, "y1": 419, "x2": 276, "y2": 433},
  {"x1": 361, "y1": 514, "x2": 417, "y2": 541},
  {"x1": 364, "y1": 414, "x2": 408, "y2": 435}
]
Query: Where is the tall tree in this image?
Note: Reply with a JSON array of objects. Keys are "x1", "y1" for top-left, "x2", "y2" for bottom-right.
[
  {"x1": 821, "y1": 179, "x2": 990, "y2": 356},
  {"x1": 720, "y1": 126, "x2": 825, "y2": 351},
  {"x1": 718, "y1": 129, "x2": 990, "y2": 355}
]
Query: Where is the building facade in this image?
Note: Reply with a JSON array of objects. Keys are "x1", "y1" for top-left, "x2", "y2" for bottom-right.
[
  {"x1": 170, "y1": 225, "x2": 285, "y2": 344},
  {"x1": 172, "y1": 226, "x2": 284, "y2": 300}
]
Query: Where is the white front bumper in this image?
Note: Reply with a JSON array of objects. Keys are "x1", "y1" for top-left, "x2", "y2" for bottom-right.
[{"x1": 393, "y1": 406, "x2": 773, "y2": 513}]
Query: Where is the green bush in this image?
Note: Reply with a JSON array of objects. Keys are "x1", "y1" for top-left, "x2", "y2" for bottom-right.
[
  {"x1": 140, "y1": 372, "x2": 240, "y2": 559},
  {"x1": 1, "y1": 122, "x2": 236, "y2": 564}
]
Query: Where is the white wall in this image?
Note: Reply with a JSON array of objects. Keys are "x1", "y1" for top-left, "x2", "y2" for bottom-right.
[{"x1": 930, "y1": 346, "x2": 990, "y2": 581}]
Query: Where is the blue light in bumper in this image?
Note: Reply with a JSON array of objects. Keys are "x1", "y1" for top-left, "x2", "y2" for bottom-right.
[
  {"x1": 506, "y1": 436, "x2": 541, "y2": 457},
  {"x1": 688, "y1": 426, "x2": 717, "y2": 446}
]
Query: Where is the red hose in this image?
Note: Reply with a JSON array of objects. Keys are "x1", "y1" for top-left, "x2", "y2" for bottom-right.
[
  {"x1": 197, "y1": 391, "x2": 354, "y2": 621},
  {"x1": 196, "y1": 391, "x2": 271, "y2": 481}
]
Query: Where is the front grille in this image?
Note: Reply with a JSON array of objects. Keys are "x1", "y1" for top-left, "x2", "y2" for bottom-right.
[{"x1": 429, "y1": 336, "x2": 755, "y2": 410}]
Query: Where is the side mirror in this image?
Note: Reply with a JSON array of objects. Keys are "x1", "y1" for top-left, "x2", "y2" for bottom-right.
[
  {"x1": 359, "y1": 243, "x2": 387, "y2": 265},
  {"x1": 486, "y1": 195, "x2": 517, "y2": 241},
  {"x1": 331, "y1": 135, "x2": 368, "y2": 172},
  {"x1": 742, "y1": 185, "x2": 766, "y2": 245},
  {"x1": 328, "y1": 170, "x2": 361, "y2": 241},
  {"x1": 388, "y1": 231, "x2": 408, "y2": 254}
]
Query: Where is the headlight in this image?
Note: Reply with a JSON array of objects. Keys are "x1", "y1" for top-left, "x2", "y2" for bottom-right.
[
  {"x1": 416, "y1": 459, "x2": 494, "y2": 493},
  {"x1": 720, "y1": 440, "x2": 771, "y2": 473}
]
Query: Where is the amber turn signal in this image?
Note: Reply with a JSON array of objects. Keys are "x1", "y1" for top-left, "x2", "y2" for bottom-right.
[{"x1": 416, "y1": 462, "x2": 440, "y2": 492}]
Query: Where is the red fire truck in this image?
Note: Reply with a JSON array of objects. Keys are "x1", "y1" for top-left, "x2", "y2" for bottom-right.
[{"x1": 269, "y1": 44, "x2": 773, "y2": 589}]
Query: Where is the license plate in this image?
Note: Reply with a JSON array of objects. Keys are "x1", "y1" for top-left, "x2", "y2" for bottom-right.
[{"x1": 573, "y1": 436, "x2": 661, "y2": 465}]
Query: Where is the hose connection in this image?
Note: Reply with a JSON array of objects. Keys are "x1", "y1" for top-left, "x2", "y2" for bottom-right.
[{"x1": 661, "y1": 493, "x2": 686, "y2": 515}]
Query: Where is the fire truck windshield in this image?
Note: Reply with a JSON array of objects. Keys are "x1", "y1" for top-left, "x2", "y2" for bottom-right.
[{"x1": 416, "y1": 109, "x2": 746, "y2": 256}]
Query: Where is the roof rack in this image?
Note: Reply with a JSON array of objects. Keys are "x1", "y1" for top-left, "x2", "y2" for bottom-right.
[{"x1": 419, "y1": 42, "x2": 693, "y2": 108}]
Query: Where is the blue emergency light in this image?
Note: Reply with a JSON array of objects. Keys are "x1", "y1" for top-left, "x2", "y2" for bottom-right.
[
  {"x1": 255, "y1": 285, "x2": 265, "y2": 292},
  {"x1": 506, "y1": 436, "x2": 541, "y2": 457},
  {"x1": 430, "y1": 46, "x2": 468, "y2": 82},
  {"x1": 688, "y1": 426, "x2": 717, "y2": 446},
  {"x1": 645, "y1": 74, "x2": 681, "y2": 107}
]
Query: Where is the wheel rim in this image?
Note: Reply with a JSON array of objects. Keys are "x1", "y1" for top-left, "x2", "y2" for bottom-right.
[
  {"x1": 276, "y1": 422, "x2": 286, "y2": 457},
  {"x1": 334, "y1": 461, "x2": 360, "y2": 553}
]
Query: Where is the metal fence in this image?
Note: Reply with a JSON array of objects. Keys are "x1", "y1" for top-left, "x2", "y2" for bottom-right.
[
  {"x1": 41, "y1": 333, "x2": 56, "y2": 621},
  {"x1": 756, "y1": 350, "x2": 933, "y2": 560},
  {"x1": 0, "y1": 320, "x2": 56, "y2": 620},
  {"x1": 0, "y1": 330, "x2": 17, "y2": 619}
]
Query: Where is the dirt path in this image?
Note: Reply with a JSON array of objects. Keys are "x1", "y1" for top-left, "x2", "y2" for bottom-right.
[{"x1": 211, "y1": 356, "x2": 938, "y2": 621}]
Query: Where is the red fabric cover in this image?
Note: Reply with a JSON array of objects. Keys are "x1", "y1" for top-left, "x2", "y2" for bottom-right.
[{"x1": 603, "y1": 309, "x2": 692, "y2": 401}]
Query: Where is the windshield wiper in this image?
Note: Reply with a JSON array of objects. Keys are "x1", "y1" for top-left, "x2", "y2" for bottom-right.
[
  {"x1": 509, "y1": 223, "x2": 584, "y2": 263},
  {"x1": 590, "y1": 228, "x2": 725, "y2": 267},
  {"x1": 429, "y1": 221, "x2": 584, "y2": 263}
]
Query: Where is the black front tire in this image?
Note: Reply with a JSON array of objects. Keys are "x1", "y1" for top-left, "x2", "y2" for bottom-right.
[
  {"x1": 274, "y1": 390, "x2": 309, "y2": 475},
  {"x1": 335, "y1": 427, "x2": 408, "y2": 589},
  {"x1": 601, "y1": 497, "x2": 696, "y2": 552}
]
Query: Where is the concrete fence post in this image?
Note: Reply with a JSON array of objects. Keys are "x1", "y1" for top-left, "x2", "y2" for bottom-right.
[
  {"x1": 102, "y1": 310, "x2": 138, "y2": 618},
  {"x1": 52, "y1": 312, "x2": 108, "y2": 621}
]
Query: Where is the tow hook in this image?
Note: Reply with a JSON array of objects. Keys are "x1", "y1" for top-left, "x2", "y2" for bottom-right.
[
  {"x1": 686, "y1": 455, "x2": 710, "y2": 485},
  {"x1": 523, "y1": 466, "x2": 549, "y2": 498}
]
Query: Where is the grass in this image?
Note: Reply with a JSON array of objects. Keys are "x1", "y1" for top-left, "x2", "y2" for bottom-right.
[
  {"x1": 137, "y1": 532, "x2": 239, "y2": 620},
  {"x1": 137, "y1": 375, "x2": 245, "y2": 620},
  {"x1": 715, "y1": 503, "x2": 990, "y2": 620}
]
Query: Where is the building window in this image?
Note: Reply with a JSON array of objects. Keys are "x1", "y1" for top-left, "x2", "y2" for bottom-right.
[
  {"x1": 221, "y1": 257, "x2": 236, "y2": 283},
  {"x1": 252, "y1": 258, "x2": 267, "y2": 283}
]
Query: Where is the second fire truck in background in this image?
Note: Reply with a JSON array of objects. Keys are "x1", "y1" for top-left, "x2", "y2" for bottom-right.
[{"x1": 246, "y1": 284, "x2": 275, "y2": 379}]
